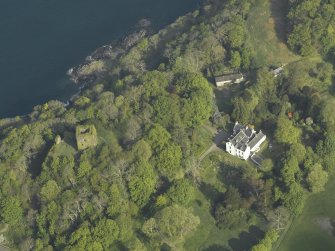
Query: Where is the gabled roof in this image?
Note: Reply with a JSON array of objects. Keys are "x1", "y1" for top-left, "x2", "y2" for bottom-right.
[
  {"x1": 228, "y1": 122, "x2": 266, "y2": 153},
  {"x1": 233, "y1": 122, "x2": 244, "y2": 134},
  {"x1": 248, "y1": 131, "x2": 266, "y2": 149},
  {"x1": 229, "y1": 130, "x2": 250, "y2": 151},
  {"x1": 215, "y1": 73, "x2": 243, "y2": 82}
]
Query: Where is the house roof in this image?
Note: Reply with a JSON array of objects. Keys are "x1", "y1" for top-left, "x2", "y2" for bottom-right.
[
  {"x1": 215, "y1": 73, "x2": 243, "y2": 83},
  {"x1": 228, "y1": 122, "x2": 266, "y2": 152},
  {"x1": 248, "y1": 131, "x2": 266, "y2": 149},
  {"x1": 229, "y1": 130, "x2": 249, "y2": 151},
  {"x1": 233, "y1": 122, "x2": 244, "y2": 134},
  {"x1": 272, "y1": 66, "x2": 284, "y2": 76},
  {"x1": 244, "y1": 127, "x2": 254, "y2": 138}
]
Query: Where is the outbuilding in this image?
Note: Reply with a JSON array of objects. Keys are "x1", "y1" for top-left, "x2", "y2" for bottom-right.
[{"x1": 215, "y1": 73, "x2": 244, "y2": 87}]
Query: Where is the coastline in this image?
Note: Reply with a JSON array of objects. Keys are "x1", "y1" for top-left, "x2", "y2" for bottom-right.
[
  {"x1": 63, "y1": 22, "x2": 151, "y2": 107},
  {"x1": 0, "y1": 20, "x2": 152, "y2": 129}
]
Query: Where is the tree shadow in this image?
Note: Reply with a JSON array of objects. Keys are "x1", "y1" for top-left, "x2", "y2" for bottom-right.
[
  {"x1": 202, "y1": 244, "x2": 231, "y2": 251},
  {"x1": 63, "y1": 130, "x2": 78, "y2": 150},
  {"x1": 270, "y1": 0, "x2": 289, "y2": 43},
  {"x1": 217, "y1": 164, "x2": 242, "y2": 190},
  {"x1": 199, "y1": 182, "x2": 224, "y2": 216},
  {"x1": 329, "y1": 75, "x2": 335, "y2": 96},
  {"x1": 28, "y1": 143, "x2": 52, "y2": 178},
  {"x1": 228, "y1": 226, "x2": 265, "y2": 251}
]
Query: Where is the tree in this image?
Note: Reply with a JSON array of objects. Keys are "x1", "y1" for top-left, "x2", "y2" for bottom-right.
[
  {"x1": 126, "y1": 237, "x2": 146, "y2": 251},
  {"x1": 280, "y1": 156, "x2": 300, "y2": 187},
  {"x1": 274, "y1": 115, "x2": 301, "y2": 144},
  {"x1": 132, "y1": 139, "x2": 152, "y2": 161},
  {"x1": 68, "y1": 221, "x2": 94, "y2": 250},
  {"x1": 261, "y1": 159, "x2": 274, "y2": 172},
  {"x1": 288, "y1": 24, "x2": 313, "y2": 56},
  {"x1": 166, "y1": 179, "x2": 195, "y2": 205},
  {"x1": 232, "y1": 89, "x2": 259, "y2": 124},
  {"x1": 182, "y1": 91, "x2": 212, "y2": 127},
  {"x1": 224, "y1": 186, "x2": 243, "y2": 209},
  {"x1": 251, "y1": 229, "x2": 279, "y2": 251},
  {"x1": 232, "y1": 97, "x2": 250, "y2": 124},
  {"x1": 107, "y1": 184, "x2": 127, "y2": 217},
  {"x1": 316, "y1": 133, "x2": 335, "y2": 171},
  {"x1": 93, "y1": 219, "x2": 119, "y2": 249},
  {"x1": 77, "y1": 160, "x2": 92, "y2": 178},
  {"x1": 283, "y1": 182, "x2": 306, "y2": 215},
  {"x1": 175, "y1": 73, "x2": 213, "y2": 127},
  {"x1": 40, "y1": 180, "x2": 60, "y2": 201},
  {"x1": 229, "y1": 50, "x2": 241, "y2": 69},
  {"x1": 288, "y1": 143, "x2": 306, "y2": 163},
  {"x1": 266, "y1": 207, "x2": 290, "y2": 231},
  {"x1": 142, "y1": 205, "x2": 200, "y2": 246},
  {"x1": 241, "y1": 46, "x2": 253, "y2": 69},
  {"x1": 147, "y1": 124, "x2": 171, "y2": 152},
  {"x1": 156, "y1": 143, "x2": 183, "y2": 180},
  {"x1": 36, "y1": 201, "x2": 61, "y2": 241},
  {"x1": 215, "y1": 206, "x2": 254, "y2": 230},
  {"x1": 152, "y1": 95, "x2": 180, "y2": 128},
  {"x1": 0, "y1": 197, "x2": 23, "y2": 225},
  {"x1": 307, "y1": 163, "x2": 328, "y2": 193},
  {"x1": 128, "y1": 161, "x2": 157, "y2": 207},
  {"x1": 224, "y1": 22, "x2": 245, "y2": 48}
]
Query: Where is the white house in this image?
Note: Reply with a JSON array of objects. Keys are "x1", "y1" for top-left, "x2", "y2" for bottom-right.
[
  {"x1": 226, "y1": 122, "x2": 266, "y2": 160},
  {"x1": 215, "y1": 73, "x2": 244, "y2": 87},
  {"x1": 271, "y1": 64, "x2": 286, "y2": 77}
]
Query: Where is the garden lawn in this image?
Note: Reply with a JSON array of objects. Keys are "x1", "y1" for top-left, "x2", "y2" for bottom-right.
[
  {"x1": 246, "y1": 0, "x2": 298, "y2": 67},
  {"x1": 184, "y1": 152, "x2": 264, "y2": 250},
  {"x1": 277, "y1": 178, "x2": 335, "y2": 251}
]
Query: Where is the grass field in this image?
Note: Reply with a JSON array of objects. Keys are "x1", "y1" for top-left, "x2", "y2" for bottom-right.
[
  {"x1": 277, "y1": 178, "x2": 335, "y2": 251},
  {"x1": 183, "y1": 151, "x2": 265, "y2": 251},
  {"x1": 246, "y1": 0, "x2": 298, "y2": 67}
]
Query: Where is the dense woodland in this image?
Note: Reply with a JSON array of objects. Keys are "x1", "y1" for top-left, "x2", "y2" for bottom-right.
[
  {"x1": 287, "y1": 0, "x2": 335, "y2": 57},
  {"x1": 0, "y1": 0, "x2": 335, "y2": 250}
]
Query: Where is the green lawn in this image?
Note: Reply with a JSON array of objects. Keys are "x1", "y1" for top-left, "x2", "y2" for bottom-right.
[
  {"x1": 193, "y1": 123, "x2": 217, "y2": 157},
  {"x1": 277, "y1": 178, "x2": 335, "y2": 251},
  {"x1": 246, "y1": 0, "x2": 298, "y2": 67},
  {"x1": 184, "y1": 190, "x2": 264, "y2": 251},
  {"x1": 183, "y1": 151, "x2": 264, "y2": 251}
]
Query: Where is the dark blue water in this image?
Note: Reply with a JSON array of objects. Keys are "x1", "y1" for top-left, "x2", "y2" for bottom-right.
[{"x1": 0, "y1": 0, "x2": 201, "y2": 118}]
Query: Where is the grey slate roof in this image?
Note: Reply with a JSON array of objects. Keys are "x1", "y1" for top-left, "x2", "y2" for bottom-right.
[
  {"x1": 248, "y1": 131, "x2": 265, "y2": 149},
  {"x1": 233, "y1": 123, "x2": 244, "y2": 134},
  {"x1": 229, "y1": 126, "x2": 250, "y2": 151},
  {"x1": 228, "y1": 123, "x2": 265, "y2": 152}
]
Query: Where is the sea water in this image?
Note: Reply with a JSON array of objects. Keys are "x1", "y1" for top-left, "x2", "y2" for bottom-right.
[{"x1": 0, "y1": 0, "x2": 201, "y2": 118}]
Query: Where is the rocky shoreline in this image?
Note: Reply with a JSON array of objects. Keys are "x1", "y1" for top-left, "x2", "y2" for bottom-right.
[
  {"x1": 61, "y1": 19, "x2": 152, "y2": 107},
  {"x1": 67, "y1": 20, "x2": 151, "y2": 87}
]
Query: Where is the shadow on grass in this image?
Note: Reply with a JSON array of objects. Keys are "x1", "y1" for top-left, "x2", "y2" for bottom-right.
[
  {"x1": 199, "y1": 182, "x2": 224, "y2": 205},
  {"x1": 228, "y1": 225, "x2": 264, "y2": 251},
  {"x1": 202, "y1": 244, "x2": 230, "y2": 251},
  {"x1": 29, "y1": 143, "x2": 52, "y2": 178},
  {"x1": 270, "y1": 0, "x2": 289, "y2": 43},
  {"x1": 63, "y1": 130, "x2": 78, "y2": 150},
  {"x1": 217, "y1": 164, "x2": 242, "y2": 189}
]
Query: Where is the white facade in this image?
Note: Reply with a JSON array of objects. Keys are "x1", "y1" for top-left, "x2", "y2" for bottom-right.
[
  {"x1": 234, "y1": 76, "x2": 245, "y2": 84},
  {"x1": 226, "y1": 141, "x2": 250, "y2": 160},
  {"x1": 225, "y1": 122, "x2": 266, "y2": 160},
  {"x1": 216, "y1": 79, "x2": 233, "y2": 87},
  {"x1": 249, "y1": 135, "x2": 266, "y2": 152}
]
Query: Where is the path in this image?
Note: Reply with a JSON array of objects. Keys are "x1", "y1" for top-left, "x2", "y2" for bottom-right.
[
  {"x1": 0, "y1": 244, "x2": 9, "y2": 251},
  {"x1": 198, "y1": 125, "x2": 228, "y2": 164},
  {"x1": 198, "y1": 144, "x2": 221, "y2": 163}
]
